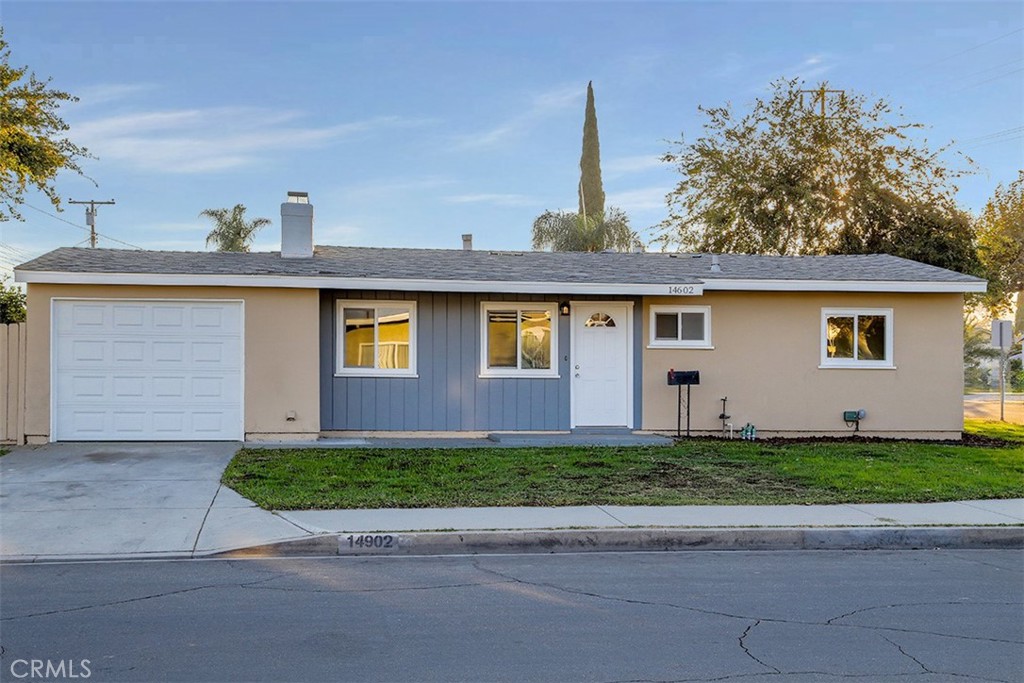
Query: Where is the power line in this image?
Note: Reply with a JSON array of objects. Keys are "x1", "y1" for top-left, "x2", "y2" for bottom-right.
[
  {"x1": 960, "y1": 133, "x2": 1024, "y2": 150},
  {"x1": 23, "y1": 203, "x2": 92, "y2": 232},
  {"x1": 922, "y1": 56, "x2": 1024, "y2": 91},
  {"x1": 959, "y1": 125, "x2": 1024, "y2": 144},
  {"x1": 22, "y1": 203, "x2": 145, "y2": 250},
  {"x1": 953, "y1": 67, "x2": 1024, "y2": 91},
  {"x1": 0, "y1": 242, "x2": 37, "y2": 261},
  {"x1": 912, "y1": 27, "x2": 1023, "y2": 72}
]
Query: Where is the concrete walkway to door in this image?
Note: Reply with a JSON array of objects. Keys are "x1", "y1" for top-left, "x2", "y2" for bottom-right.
[{"x1": 0, "y1": 442, "x2": 308, "y2": 561}]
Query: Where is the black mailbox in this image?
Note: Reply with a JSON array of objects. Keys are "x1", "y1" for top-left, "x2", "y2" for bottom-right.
[{"x1": 667, "y1": 370, "x2": 700, "y2": 386}]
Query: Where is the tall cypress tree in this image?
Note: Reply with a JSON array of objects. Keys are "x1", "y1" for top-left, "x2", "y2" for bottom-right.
[{"x1": 578, "y1": 81, "x2": 605, "y2": 217}]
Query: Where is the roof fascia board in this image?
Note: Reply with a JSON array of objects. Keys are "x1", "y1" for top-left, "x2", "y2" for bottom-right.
[
  {"x1": 14, "y1": 270, "x2": 986, "y2": 294},
  {"x1": 702, "y1": 278, "x2": 986, "y2": 293},
  {"x1": 13, "y1": 270, "x2": 705, "y2": 296}
]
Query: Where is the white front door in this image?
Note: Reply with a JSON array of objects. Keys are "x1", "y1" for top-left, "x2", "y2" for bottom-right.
[
  {"x1": 571, "y1": 302, "x2": 632, "y2": 428},
  {"x1": 52, "y1": 299, "x2": 244, "y2": 441}
]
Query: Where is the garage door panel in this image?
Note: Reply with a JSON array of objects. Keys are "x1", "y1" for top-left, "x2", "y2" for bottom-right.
[
  {"x1": 57, "y1": 374, "x2": 241, "y2": 404},
  {"x1": 69, "y1": 304, "x2": 107, "y2": 329},
  {"x1": 53, "y1": 300, "x2": 243, "y2": 441},
  {"x1": 112, "y1": 305, "x2": 145, "y2": 328},
  {"x1": 113, "y1": 340, "x2": 146, "y2": 363},
  {"x1": 68, "y1": 340, "x2": 107, "y2": 363}
]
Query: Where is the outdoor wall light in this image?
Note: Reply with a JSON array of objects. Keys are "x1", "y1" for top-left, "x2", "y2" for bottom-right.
[{"x1": 559, "y1": 302, "x2": 571, "y2": 316}]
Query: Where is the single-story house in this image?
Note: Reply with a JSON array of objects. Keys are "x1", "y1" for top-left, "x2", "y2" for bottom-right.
[{"x1": 13, "y1": 193, "x2": 986, "y2": 444}]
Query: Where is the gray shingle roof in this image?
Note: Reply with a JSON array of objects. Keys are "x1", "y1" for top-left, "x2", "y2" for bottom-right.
[{"x1": 16, "y1": 246, "x2": 984, "y2": 287}]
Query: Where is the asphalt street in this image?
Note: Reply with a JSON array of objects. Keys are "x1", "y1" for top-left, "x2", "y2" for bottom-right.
[{"x1": 1, "y1": 550, "x2": 1021, "y2": 682}]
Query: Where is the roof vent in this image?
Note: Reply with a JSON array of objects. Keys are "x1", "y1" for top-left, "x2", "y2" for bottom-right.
[{"x1": 711, "y1": 254, "x2": 722, "y2": 273}]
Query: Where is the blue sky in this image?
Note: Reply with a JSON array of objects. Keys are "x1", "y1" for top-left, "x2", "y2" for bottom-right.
[{"x1": 2, "y1": 0, "x2": 1022, "y2": 274}]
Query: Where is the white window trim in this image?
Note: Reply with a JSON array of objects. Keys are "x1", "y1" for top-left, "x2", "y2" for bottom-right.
[
  {"x1": 479, "y1": 301, "x2": 559, "y2": 378},
  {"x1": 336, "y1": 300, "x2": 418, "y2": 377},
  {"x1": 648, "y1": 305, "x2": 713, "y2": 349},
  {"x1": 820, "y1": 307, "x2": 894, "y2": 369}
]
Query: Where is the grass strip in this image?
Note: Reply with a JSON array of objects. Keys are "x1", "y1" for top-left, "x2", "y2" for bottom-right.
[{"x1": 224, "y1": 419, "x2": 1023, "y2": 510}]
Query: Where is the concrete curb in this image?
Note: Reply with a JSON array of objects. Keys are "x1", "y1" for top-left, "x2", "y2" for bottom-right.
[{"x1": 212, "y1": 526, "x2": 1024, "y2": 558}]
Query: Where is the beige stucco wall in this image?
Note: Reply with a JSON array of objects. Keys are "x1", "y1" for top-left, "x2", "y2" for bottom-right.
[
  {"x1": 642, "y1": 292, "x2": 965, "y2": 437},
  {"x1": 23, "y1": 284, "x2": 320, "y2": 443}
]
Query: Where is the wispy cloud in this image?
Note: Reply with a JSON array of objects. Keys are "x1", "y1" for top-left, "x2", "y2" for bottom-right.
[
  {"x1": 710, "y1": 52, "x2": 749, "y2": 80},
  {"x1": 138, "y1": 238, "x2": 209, "y2": 251},
  {"x1": 606, "y1": 186, "x2": 670, "y2": 212},
  {"x1": 74, "y1": 83, "x2": 155, "y2": 107},
  {"x1": 442, "y1": 193, "x2": 536, "y2": 207},
  {"x1": 139, "y1": 221, "x2": 207, "y2": 235},
  {"x1": 313, "y1": 223, "x2": 363, "y2": 245},
  {"x1": 778, "y1": 53, "x2": 838, "y2": 83},
  {"x1": 336, "y1": 176, "x2": 456, "y2": 202},
  {"x1": 603, "y1": 154, "x2": 665, "y2": 178},
  {"x1": 73, "y1": 107, "x2": 424, "y2": 173},
  {"x1": 454, "y1": 83, "x2": 585, "y2": 150}
]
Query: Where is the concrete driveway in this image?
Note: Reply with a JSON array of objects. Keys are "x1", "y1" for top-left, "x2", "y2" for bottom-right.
[{"x1": 0, "y1": 442, "x2": 311, "y2": 561}]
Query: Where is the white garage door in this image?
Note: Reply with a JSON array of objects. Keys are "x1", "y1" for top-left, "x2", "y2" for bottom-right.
[{"x1": 52, "y1": 299, "x2": 243, "y2": 441}]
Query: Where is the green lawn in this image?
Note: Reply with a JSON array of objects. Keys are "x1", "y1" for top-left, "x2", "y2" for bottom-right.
[
  {"x1": 223, "y1": 419, "x2": 1024, "y2": 510},
  {"x1": 964, "y1": 419, "x2": 1024, "y2": 443}
]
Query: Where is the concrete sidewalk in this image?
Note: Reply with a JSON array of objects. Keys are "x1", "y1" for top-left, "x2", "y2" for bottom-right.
[{"x1": 277, "y1": 499, "x2": 1024, "y2": 535}]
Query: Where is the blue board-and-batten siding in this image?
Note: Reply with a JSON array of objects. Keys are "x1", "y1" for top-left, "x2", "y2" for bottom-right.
[{"x1": 319, "y1": 290, "x2": 642, "y2": 431}]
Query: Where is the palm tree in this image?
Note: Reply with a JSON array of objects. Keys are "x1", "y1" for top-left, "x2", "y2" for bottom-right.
[
  {"x1": 200, "y1": 204, "x2": 270, "y2": 252},
  {"x1": 531, "y1": 207, "x2": 642, "y2": 253}
]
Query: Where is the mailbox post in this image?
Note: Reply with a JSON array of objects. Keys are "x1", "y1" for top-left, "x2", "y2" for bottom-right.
[{"x1": 667, "y1": 370, "x2": 700, "y2": 438}]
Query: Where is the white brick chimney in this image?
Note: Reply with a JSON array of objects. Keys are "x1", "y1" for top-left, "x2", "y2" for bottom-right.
[{"x1": 281, "y1": 191, "x2": 313, "y2": 258}]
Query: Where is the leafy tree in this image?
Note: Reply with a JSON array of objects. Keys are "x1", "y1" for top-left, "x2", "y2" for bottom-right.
[
  {"x1": 532, "y1": 207, "x2": 641, "y2": 253},
  {"x1": 578, "y1": 80, "x2": 604, "y2": 217},
  {"x1": 834, "y1": 187, "x2": 978, "y2": 274},
  {"x1": 200, "y1": 204, "x2": 270, "y2": 252},
  {"x1": 976, "y1": 173, "x2": 1024, "y2": 319},
  {"x1": 0, "y1": 276, "x2": 26, "y2": 323},
  {"x1": 1009, "y1": 356, "x2": 1023, "y2": 392},
  {"x1": 963, "y1": 318, "x2": 998, "y2": 389},
  {"x1": 656, "y1": 78, "x2": 975, "y2": 273},
  {"x1": 0, "y1": 29, "x2": 91, "y2": 220}
]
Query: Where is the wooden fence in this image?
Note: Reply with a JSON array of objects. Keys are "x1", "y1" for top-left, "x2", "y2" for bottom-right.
[{"x1": 1, "y1": 323, "x2": 27, "y2": 444}]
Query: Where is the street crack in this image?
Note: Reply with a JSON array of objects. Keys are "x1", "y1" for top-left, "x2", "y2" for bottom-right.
[
  {"x1": 0, "y1": 574, "x2": 283, "y2": 621},
  {"x1": 472, "y1": 561, "x2": 1023, "y2": 646},
  {"x1": 739, "y1": 621, "x2": 780, "y2": 674}
]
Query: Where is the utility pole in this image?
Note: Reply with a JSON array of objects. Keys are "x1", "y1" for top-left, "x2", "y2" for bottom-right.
[
  {"x1": 799, "y1": 85, "x2": 845, "y2": 119},
  {"x1": 68, "y1": 199, "x2": 116, "y2": 248}
]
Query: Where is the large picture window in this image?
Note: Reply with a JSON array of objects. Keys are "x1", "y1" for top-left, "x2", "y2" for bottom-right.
[
  {"x1": 821, "y1": 308, "x2": 893, "y2": 368},
  {"x1": 480, "y1": 302, "x2": 558, "y2": 377},
  {"x1": 648, "y1": 305, "x2": 712, "y2": 348},
  {"x1": 336, "y1": 301, "x2": 416, "y2": 376}
]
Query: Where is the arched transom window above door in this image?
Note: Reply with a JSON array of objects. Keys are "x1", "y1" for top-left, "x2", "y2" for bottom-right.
[{"x1": 584, "y1": 312, "x2": 616, "y2": 328}]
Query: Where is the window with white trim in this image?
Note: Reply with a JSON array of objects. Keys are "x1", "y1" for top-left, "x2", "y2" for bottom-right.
[
  {"x1": 649, "y1": 305, "x2": 712, "y2": 348},
  {"x1": 336, "y1": 301, "x2": 417, "y2": 376},
  {"x1": 821, "y1": 308, "x2": 893, "y2": 368},
  {"x1": 480, "y1": 302, "x2": 558, "y2": 377}
]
